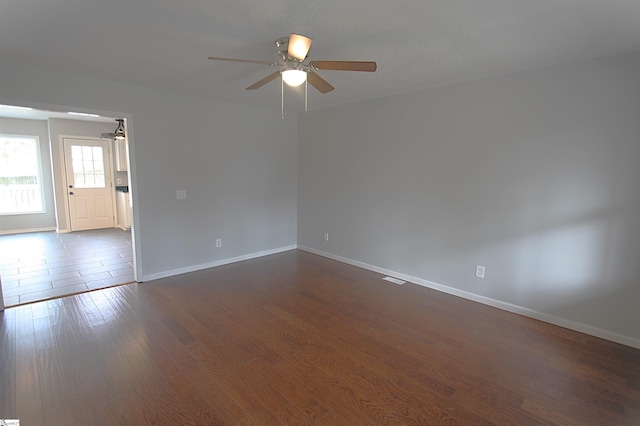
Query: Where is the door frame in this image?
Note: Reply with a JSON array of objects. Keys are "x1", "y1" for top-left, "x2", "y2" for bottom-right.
[
  {"x1": 59, "y1": 135, "x2": 117, "y2": 233},
  {"x1": 61, "y1": 136, "x2": 117, "y2": 232}
]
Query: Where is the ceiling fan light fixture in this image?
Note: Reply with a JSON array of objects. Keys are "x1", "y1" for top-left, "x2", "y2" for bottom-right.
[
  {"x1": 288, "y1": 34, "x2": 312, "y2": 61},
  {"x1": 207, "y1": 34, "x2": 377, "y2": 116},
  {"x1": 282, "y1": 69, "x2": 307, "y2": 87},
  {"x1": 113, "y1": 118, "x2": 126, "y2": 140}
]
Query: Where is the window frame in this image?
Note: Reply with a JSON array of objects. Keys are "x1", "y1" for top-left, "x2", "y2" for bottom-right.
[{"x1": 0, "y1": 133, "x2": 47, "y2": 216}]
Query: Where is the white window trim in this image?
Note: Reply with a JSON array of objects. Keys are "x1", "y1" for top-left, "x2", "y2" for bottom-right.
[{"x1": 0, "y1": 133, "x2": 46, "y2": 216}]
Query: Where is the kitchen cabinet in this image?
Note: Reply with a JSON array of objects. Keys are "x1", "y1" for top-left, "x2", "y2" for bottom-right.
[
  {"x1": 115, "y1": 139, "x2": 128, "y2": 172},
  {"x1": 116, "y1": 190, "x2": 132, "y2": 230}
]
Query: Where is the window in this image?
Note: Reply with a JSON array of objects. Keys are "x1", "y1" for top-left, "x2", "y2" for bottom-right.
[
  {"x1": 0, "y1": 135, "x2": 45, "y2": 214},
  {"x1": 70, "y1": 144, "x2": 106, "y2": 188}
]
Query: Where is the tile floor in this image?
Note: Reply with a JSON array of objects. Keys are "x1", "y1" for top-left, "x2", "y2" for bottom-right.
[{"x1": 0, "y1": 228, "x2": 134, "y2": 307}]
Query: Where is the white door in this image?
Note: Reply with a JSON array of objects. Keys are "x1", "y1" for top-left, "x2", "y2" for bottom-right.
[{"x1": 63, "y1": 138, "x2": 115, "y2": 231}]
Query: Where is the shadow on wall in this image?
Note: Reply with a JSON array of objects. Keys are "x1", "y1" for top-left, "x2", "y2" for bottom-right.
[{"x1": 397, "y1": 200, "x2": 640, "y2": 338}]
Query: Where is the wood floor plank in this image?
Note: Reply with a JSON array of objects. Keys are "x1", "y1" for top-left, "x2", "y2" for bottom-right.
[
  {"x1": 14, "y1": 305, "x2": 46, "y2": 425},
  {"x1": 0, "y1": 357, "x2": 16, "y2": 419},
  {"x1": 183, "y1": 340, "x2": 259, "y2": 423},
  {"x1": 1, "y1": 249, "x2": 640, "y2": 424},
  {"x1": 36, "y1": 345, "x2": 68, "y2": 412},
  {"x1": 152, "y1": 346, "x2": 229, "y2": 425}
]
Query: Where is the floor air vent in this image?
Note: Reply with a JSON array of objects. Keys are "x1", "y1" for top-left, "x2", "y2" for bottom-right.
[{"x1": 383, "y1": 276, "x2": 406, "y2": 285}]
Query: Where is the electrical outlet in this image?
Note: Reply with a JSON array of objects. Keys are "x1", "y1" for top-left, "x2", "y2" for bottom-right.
[
  {"x1": 216, "y1": 238, "x2": 222, "y2": 248},
  {"x1": 475, "y1": 265, "x2": 486, "y2": 279},
  {"x1": 176, "y1": 190, "x2": 186, "y2": 200},
  {"x1": 324, "y1": 232, "x2": 329, "y2": 242}
]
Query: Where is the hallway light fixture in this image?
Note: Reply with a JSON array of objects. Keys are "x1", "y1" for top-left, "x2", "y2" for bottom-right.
[{"x1": 113, "y1": 118, "x2": 126, "y2": 140}]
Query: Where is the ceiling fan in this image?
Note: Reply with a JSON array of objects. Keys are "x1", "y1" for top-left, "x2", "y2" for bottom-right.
[{"x1": 208, "y1": 33, "x2": 377, "y2": 95}]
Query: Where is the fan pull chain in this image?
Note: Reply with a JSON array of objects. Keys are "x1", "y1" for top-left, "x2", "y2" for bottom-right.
[
  {"x1": 305, "y1": 77, "x2": 308, "y2": 116},
  {"x1": 281, "y1": 76, "x2": 285, "y2": 119}
]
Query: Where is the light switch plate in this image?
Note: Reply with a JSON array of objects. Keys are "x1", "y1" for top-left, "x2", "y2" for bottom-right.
[{"x1": 176, "y1": 190, "x2": 186, "y2": 200}]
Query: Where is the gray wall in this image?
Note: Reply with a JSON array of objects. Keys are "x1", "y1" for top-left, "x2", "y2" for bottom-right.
[
  {"x1": 3, "y1": 51, "x2": 639, "y2": 345},
  {"x1": 1, "y1": 62, "x2": 298, "y2": 279},
  {"x1": 298, "y1": 52, "x2": 640, "y2": 342},
  {"x1": 0, "y1": 117, "x2": 56, "y2": 233}
]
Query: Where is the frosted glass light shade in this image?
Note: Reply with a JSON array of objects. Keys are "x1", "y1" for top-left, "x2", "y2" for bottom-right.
[
  {"x1": 282, "y1": 70, "x2": 307, "y2": 87},
  {"x1": 288, "y1": 34, "x2": 312, "y2": 61}
]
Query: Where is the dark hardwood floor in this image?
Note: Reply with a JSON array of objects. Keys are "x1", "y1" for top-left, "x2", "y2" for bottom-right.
[{"x1": 1, "y1": 250, "x2": 639, "y2": 424}]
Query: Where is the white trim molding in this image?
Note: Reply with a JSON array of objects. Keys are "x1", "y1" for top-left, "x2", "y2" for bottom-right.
[
  {"x1": 141, "y1": 245, "x2": 298, "y2": 282},
  {"x1": 0, "y1": 226, "x2": 56, "y2": 236},
  {"x1": 298, "y1": 246, "x2": 640, "y2": 350}
]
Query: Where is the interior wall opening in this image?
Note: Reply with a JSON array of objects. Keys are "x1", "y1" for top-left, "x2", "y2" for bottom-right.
[{"x1": 0, "y1": 104, "x2": 137, "y2": 308}]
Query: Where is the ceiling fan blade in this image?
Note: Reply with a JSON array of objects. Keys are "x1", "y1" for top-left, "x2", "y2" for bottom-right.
[
  {"x1": 309, "y1": 60, "x2": 377, "y2": 72},
  {"x1": 246, "y1": 72, "x2": 281, "y2": 90},
  {"x1": 288, "y1": 33, "x2": 312, "y2": 61},
  {"x1": 208, "y1": 56, "x2": 280, "y2": 66},
  {"x1": 307, "y1": 72, "x2": 335, "y2": 94}
]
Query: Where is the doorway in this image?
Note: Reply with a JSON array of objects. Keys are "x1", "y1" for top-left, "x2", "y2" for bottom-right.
[
  {"x1": 62, "y1": 137, "x2": 115, "y2": 231},
  {"x1": 0, "y1": 106, "x2": 138, "y2": 307}
]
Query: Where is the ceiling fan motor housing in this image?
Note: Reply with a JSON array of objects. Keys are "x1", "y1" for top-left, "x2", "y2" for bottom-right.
[
  {"x1": 276, "y1": 37, "x2": 294, "y2": 61},
  {"x1": 276, "y1": 36, "x2": 307, "y2": 77}
]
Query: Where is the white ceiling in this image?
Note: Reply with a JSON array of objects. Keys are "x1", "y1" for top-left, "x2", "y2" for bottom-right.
[{"x1": 2, "y1": 1, "x2": 640, "y2": 113}]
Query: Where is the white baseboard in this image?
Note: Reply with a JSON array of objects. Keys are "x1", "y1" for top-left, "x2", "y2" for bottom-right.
[
  {"x1": 141, "y1": 244, "x2": 298, "y2": 282},
  {"x1": 0, "y1": 226, "x2": 56, "y2": 236},
  {"x1": 298, "y1": 246, "x2": 640, "y2": 350}
]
